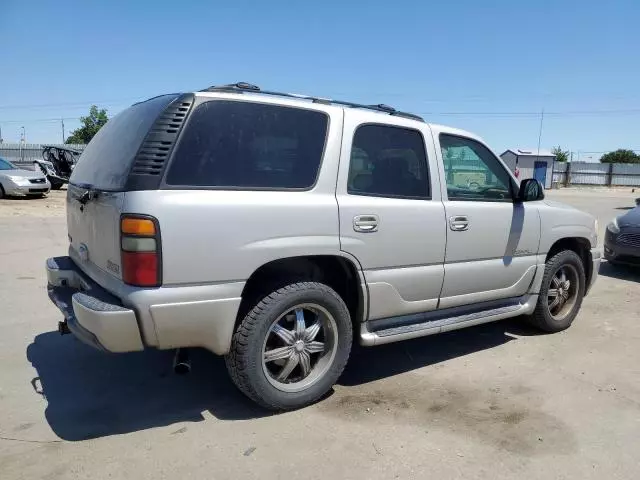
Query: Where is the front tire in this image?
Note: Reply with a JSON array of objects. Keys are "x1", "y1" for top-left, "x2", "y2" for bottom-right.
[
  {"x1": 225, "y1": 282, "x2": 353, "y2": 410},
  {"x1": 528, "y1": 250, "x2": 586, "y2": 332}
]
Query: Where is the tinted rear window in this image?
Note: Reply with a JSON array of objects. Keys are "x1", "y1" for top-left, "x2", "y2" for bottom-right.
[
  {"x1": 348, "y1": 124, "x2": 429, "y2": 199},
  {"x1": 165, "y1": 101, "x2": 328, "y2": 189},
  {"x1": 70, "y1": 94, "x2": 178, "y2": 190}
]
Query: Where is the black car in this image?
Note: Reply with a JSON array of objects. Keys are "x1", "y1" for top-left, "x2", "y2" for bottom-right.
[{"x1": 604, "y1": 205, "x2": 640, "y2": 266}]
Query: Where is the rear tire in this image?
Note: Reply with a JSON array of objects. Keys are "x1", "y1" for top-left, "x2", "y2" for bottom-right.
[
  {"x1": 527, "y1": 250, "x2": 586, "y2": 332},
  {"x1": 225, "y1": 282, "x2": 352, "y2": 410},
  {"x1": 0, "y1": 184, "x2": 5, "y2": 199}
]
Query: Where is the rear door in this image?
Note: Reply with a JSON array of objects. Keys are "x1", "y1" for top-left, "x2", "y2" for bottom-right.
[
  {"x1": 67, "y1": 94, "x2": 179, "y2": 283},
  {"x1": 336, "y1": 112, "x2": 446, "y2": 321}
]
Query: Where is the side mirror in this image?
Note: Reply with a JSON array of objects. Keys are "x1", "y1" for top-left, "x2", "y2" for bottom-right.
[{"x1": 517, "y1": 178, "x2": 545, "y2": 202}]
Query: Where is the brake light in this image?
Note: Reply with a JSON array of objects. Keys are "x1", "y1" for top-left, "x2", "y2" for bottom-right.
[{"x1": 120, "y1": 215, "x2": 161, "y2": 287}]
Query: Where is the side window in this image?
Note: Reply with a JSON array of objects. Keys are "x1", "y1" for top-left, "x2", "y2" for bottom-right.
[
  {"x1": 440, "y1": 134, "x2": 512, "y2": 202},
  {"x1": 347, "y1": 124, "x2": 429, "y2": 199},
  {"x1": 166, "y1": 101, "x2": 328, "y2": 189}
]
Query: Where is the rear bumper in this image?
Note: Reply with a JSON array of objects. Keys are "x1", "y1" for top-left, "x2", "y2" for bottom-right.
[
  {"x1": 47, "y1": 256, "x2": 244, "y2": 355},
  {"x1": 46, "y1": 257, "x2": 144, "y2": 353}
]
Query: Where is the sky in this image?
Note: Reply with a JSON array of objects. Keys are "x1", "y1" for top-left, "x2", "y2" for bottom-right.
[{"x1": 1, "y1": 0, "x2": 639, "y2": 161}]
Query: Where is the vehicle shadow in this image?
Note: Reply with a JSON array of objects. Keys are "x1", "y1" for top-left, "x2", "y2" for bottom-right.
[
  {"x1": 27, "y1": 332, "x2": 267, "y2": 441},
  {"x1": 598, "y1": 261, "x2": 640, "y2": 282},
  {"x1": 28, "y1": 319, "x2": 535, "y2": 441},
  {"x1": 340, "y1": 318, "x2": 531, "y2": 386}
]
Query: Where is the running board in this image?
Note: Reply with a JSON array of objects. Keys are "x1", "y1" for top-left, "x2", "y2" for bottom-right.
[{"x1": 360, "y1": 301, "x2": 535, "y2": 347}]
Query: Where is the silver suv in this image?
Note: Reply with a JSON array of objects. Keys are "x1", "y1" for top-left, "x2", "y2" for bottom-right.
[{"x1": 46, "y1": 83, "x2": 601, "y2": 410}]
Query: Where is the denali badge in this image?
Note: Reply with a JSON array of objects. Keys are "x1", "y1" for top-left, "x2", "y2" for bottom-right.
[{"x1": 107, "y1": 260, "x2": 120, "y2": 275}]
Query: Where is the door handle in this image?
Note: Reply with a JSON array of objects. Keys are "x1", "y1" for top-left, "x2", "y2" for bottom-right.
[
  {"x1": 449, "y1": 215, "x2": 469, "y2": 231},
  {"x1": 353, "y1": 215, "x2": 379, "y2": 233}
]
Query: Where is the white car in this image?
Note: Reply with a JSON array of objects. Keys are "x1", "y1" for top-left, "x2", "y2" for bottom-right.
[{"x1": 0, "y1": 157, "x2": 51, "y2": 198}]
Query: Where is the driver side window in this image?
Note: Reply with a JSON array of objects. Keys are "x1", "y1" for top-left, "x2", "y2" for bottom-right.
[{"x1": 440, "y1": 134, "x2": 512, "y2": 202}]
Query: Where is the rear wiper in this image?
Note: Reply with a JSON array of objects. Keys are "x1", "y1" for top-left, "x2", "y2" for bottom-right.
[{"x1": 75, "y1": 184, "x2": 100, "y2": 205}]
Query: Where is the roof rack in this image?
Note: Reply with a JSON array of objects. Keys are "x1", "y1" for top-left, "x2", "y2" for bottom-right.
[{"x1": 200, "y1": 82, "x2": 424, "y2": 122}]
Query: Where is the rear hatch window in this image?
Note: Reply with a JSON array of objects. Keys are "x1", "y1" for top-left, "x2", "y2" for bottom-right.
[
  {"x1": 70, "y1": 94, "x2": 178, "y2": 190},
  {"x1": 165, "y1": 100, "x2": 328, "y2": 189}
]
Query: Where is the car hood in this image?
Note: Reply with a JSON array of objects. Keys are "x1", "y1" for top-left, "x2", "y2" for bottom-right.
[
  {"x1": 0, "y1": 168, "x2": 46, "y2": 179},
  {"x1": 618, "y1": 206, "x2": 640, "y2": 228}
]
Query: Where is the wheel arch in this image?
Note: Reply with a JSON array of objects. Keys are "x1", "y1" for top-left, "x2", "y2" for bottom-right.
[
  {"x1": 545, "y1": 237, "x2": 592, "y2": 293},
  {"x1": 237, "y1": 253, "x2": 368, "y2": 332}
]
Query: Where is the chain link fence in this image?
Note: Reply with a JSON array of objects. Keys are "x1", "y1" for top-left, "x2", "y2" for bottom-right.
[{"x1": 0, "y1": 143, "x2": 86, "y2": 166}]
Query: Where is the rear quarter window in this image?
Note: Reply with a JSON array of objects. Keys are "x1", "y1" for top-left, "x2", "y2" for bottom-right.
[{"x1": 165, "y1": 100, "x2": 329, "y2": 189}]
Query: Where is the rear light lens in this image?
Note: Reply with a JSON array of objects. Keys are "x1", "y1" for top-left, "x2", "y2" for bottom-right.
[
  {"x1": 121, "y1": 215, "x2": 161, "y2": 287},
  {"x1": 121, "y1": 217, "x2": 156, "y2": 235},
  {"x1": 121, "y1": 237, "x2": 157, "y2": 252},
  {"x1": 122, "y1": 252, "x2": 159, "y2": 286}
]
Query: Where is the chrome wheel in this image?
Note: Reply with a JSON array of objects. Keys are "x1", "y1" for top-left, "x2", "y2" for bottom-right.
[
  {"x1": 262, "y1": 304, "x2": 338, "y2": 393},
  {"x1": 547, "y1": 264, "x2": 579, "y2": 321}
]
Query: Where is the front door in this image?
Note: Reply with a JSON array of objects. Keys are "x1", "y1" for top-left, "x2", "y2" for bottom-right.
[
  {"x1": 437, "y1": 133, "x2": 541, "y2": 309},
  {"x1": 534, "y1": 161, "x2": 548, "y2": 187},
  {"x1": 336, "y1": 113, "x2": 446, "y2": 321}
]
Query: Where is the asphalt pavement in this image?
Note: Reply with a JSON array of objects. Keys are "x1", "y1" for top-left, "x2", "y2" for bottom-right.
[{"x1": 1, "y1": 189, "x2": 639, "y2": 479}]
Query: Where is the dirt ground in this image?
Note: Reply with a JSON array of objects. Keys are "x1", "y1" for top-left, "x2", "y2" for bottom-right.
[
  {"x1": 0, "y1": 188, "x2": 639, "y2": 479},
  {"x1": 0, "y1": 190, "x2": 67, "y2": 217}
]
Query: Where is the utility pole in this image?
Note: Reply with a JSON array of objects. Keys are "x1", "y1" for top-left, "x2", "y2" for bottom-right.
[
  {"x1": 565, "y1": 151, "x2": 573, "y2": 186},
  {"x1": 20, "y1": 126, "x2": 25, "y2": 162},
  {"x1": 536, "y1": 108, "x2": 544, "y2": 158},
  {"x1": 61, "y1": 119, "x2": 65, "y2": 143},
  {"x1": 0, "y1": 124, "x2": 3, "y2": 144}
]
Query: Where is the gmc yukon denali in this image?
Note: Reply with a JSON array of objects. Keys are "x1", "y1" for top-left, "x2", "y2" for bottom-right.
[{"x1": 46, "y1": 83, "x2": 601, "y2": 410}]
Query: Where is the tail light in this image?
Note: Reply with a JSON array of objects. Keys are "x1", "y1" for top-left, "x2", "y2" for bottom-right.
[{"x1": 120, "y1": 215, "x2": 161, "y2": 287}]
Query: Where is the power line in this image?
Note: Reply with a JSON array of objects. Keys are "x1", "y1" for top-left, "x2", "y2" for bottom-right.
[
  {"x1": 0, "y1": 117, "x2": 83, "y2": 124},
  {"x1": 4, "y1": 107, "x2": 640, "y2": 125},
  {"x1": 0, "y1": 98, "x2": 141, "y2": 110},
  {"x1": 3, "y1": 105, "x2": 640, "y2": 129}
]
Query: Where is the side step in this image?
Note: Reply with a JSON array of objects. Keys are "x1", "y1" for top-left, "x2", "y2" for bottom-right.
[{"x1": 360, "y1": 301, "x2": 534, "y2": 347}]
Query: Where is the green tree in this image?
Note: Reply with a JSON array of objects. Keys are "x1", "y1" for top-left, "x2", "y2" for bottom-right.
[
  {"x1": 552, "y1": 145, "x2": 569, "y2": 162},
  {"x1": 599, "y1": 149, "x2": 640, "y2": 164},
  {"x1": 65, "y1": 105, "x2": 108, "y2": 144}
]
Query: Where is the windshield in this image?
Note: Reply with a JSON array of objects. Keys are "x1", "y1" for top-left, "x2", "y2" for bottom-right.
[{"x1": 0, "y1": 158, "x2": 17, "y2": 170}]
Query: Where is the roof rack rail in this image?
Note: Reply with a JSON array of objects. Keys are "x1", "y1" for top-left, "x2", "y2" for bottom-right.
[
  {"x1": 203, "y1": 82, "x2": 261, "y2": 92},
  {"x1": 200, "y1": 82, "x2": 424, "y2": 122}
]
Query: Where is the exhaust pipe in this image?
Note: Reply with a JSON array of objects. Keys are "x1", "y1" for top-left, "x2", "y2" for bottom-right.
[
  {"x1": 173, "y1": 348, "x2": 191, "y2": 375},
  {"x1": 58, "y1": 321, "x2": 70, "y2": 335}
]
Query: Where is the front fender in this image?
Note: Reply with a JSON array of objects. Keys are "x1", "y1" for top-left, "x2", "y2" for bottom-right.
[{"x1": 541, "y1": 224, "x2": 596, "y2": 253}]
